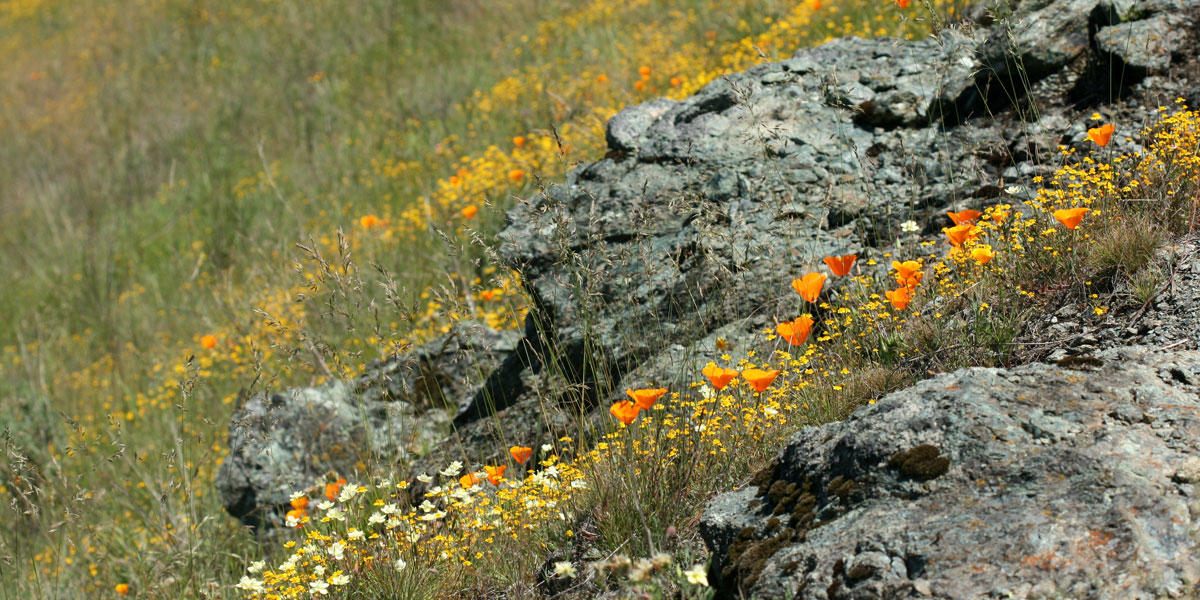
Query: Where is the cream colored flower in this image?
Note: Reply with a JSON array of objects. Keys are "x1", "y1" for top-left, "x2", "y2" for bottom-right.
[{"x1": 683, "y1": 564, "x2": 709, "y2": 586}]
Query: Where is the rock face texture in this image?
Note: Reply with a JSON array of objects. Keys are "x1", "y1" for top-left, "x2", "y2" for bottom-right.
[
  {"x1": 215, "y1": 0, "x2": 1200, "y2": 533},
  {"x1": 216, "y1": 322, "x2": 517, "y2": 527},
  {"x1": 701, "y1": 345, "x2": 1200, "y2": 599}
]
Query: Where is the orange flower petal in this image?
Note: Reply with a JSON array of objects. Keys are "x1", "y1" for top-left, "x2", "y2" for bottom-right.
[
  {"x1": 1087, "y1": 123, "x2": 1114, "y2": 147},
  {"x1": 626, "y1": 387, "x2": 668, "y2": 410},
  {"x1": 701, "y1": 362, "x2": 739, "y2": 390},
  {"x1": 741, "y1": 368, "x2": 780, "y2": 393},
  {"x1": 461, "y1": 205, "x2": 479, "y2": 219},
  {"x1": 609, "y1": 400, "x2": 640, "y2": 425},
  {"x1": 200, "y1": 334, "x2": 218, "y2": 349},
  {"x1": 776, "y1": 316, "x2": 814, "y2": 346},
  {"x1": 791, "y1": 272, "x2": 826, "y2": 303},
  {"x1": 885, "y1": 287, "x2": 912, "y2": 311},
  {"x1": 1052, "y1": 207, "x2": 1089, "y2": 230},
  {"x1": 484, "y1": 465, "x2": 507, "y2": 486},
  {"x1": 822, "y1": 254, "x2": 858, "y2": 277},
  {"x1": 947, "y1": 209, "x2": 982, "y2": 225},
  {"x1": 509, "y1": 446, "x2": 533, "y2": 465}
]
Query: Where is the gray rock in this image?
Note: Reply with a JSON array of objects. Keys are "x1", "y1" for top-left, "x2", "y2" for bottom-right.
[
  {"x1": 215, "y1": 380, "x2": 429, "y2": 529},
  {"x1": 215, "y1": 322, "x2": 518, "y2": 528},
  {"x1": 982, "y1": 0, "x2": 1100, "y2": 81},
  {"x1": 476, "y1": 32, "x2": 1004, "y2": 425},
  {"x1": 701, "y1": 346, "x2": 1200, "y2": 599},
  {"x1": 1096, "y1": 14, "x2": 1186, "y2": 73},
  {"x1": 605, "y1": 98, "x2": 679, "y2": 154}
]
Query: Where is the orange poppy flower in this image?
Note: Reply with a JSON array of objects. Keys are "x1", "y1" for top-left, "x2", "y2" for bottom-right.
[
  {"x1": 891, "y1": 260, "x2": 923, "y2": 288},
  {"x1": 200, "y1": 334, "x2": 218, "y2": 349},
  {"x1": 610, "y1": 400, "x2": 639, "y2": 425},
  {"x1": 460, "y1": 472, "x2": 481, "y2": 489},
  {"x1": 290, "y1": 496, "x2": 309, "y2": 511},
  {"x1": 359, "y1": 214, "x2": 382, "y2": 229},
  {"x1": 115, "y1": 584, "x2": 130, "y2": 595},
  {"x1": 627, "y1": 388, "x2": 668, "y2": 410},
  {"x1": 895, "y1": 0, "x2": 910, "y2": 8},
  {"x1": 638, "y1": 66, "x2": 651, "y2": 79},
  {"x1": 512, "y1": 135, "x2": 527, "y2": 148},
  {"x1": 1087, "y1": 123, "x2": 1114, "y2": 147},
  {"x1": 823, "y1": 254, "x2": 857, "y2": 277},
  {"x1": 947, "y1": 209, "x2": 982, "y2": 225},
  {"x1": 970, "y1": 245, "x2": 996, "y2": 264},
  {"x1": 484, "y1": 465, "x2": 507, "y2": 486},
  {"x1": 509, "y1": 446, "x2": 533, "y2": 465},
  {"x1": 479, "y1": 289, "x2": 496, "y2": 301},
  {"x1": 324, "y1": 477, "x2": 347, "y2": 501},
  {"x1": 508, "y1": 169, "x2": 526, "y2": 183},
  {"x1": 1053, "y1": 207, "x2": 1088, "y2": 230},
  {"x1": 701, "y1": 362, "x2": 739, "y2": 390},
  {"x1": 776, "y1": 316, "x2": 814, "y2": 346},
  {"x1": 811, "y1": 0, "x2": 821, "y2": 8},
  {"x1": 943, "y1": 224, "x2": 980, "y2": 247},
  {"x1": 741, "y1": 368, "x2": 781, "y2": 393},
  {"x1": 461, "y1": 205, "x2": 479, "y2": 219},
  {"x1": 791, "y1": 272, "x2": 826, "y2": 303},
  {"x1": 669, "y1": 76, "x2": 682, "y2": 87},
  {"x1": 634, "y1": 80, "x2": 646, "y2": 91},
  {"x1": 885, "y1": 287, "x2": 912, "y2": 311}
]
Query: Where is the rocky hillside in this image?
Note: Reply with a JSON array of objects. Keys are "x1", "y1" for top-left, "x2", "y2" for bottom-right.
[{"x1": 218, "y1": 0, "x2": 1200, "y2": 595}]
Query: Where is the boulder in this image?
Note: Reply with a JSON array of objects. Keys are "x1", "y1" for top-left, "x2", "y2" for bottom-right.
[
  {"x1": 701, "y1": 345, "x2": 1200, "y2": 599},
  {"x1": 215, "y1": 322, "x2": 518, "y2": 528},
  {"x1": 1096, "y1": 14, "x2": 1187, "y2": 73}
]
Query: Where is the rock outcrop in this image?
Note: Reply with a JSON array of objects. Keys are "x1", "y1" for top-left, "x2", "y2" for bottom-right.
[
  {"x1": 216, "y1": 322, "x2": 518, "y2": 528},
  {"x1": 216, "y1": 0, "x2": 1200, "y2": 533},
  {"x1": 700, "y1": 345, "x2": 1200, "y2": 599}
]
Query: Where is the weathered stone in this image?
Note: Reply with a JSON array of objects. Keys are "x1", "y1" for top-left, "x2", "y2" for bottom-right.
[
  {"x1": 702, "y1": 346, "x2": 1200, "y2": 599},
  {"x1": 1096, "y1": 14, "x2": 1186, "y2": 73},
  {"x1": 215, "y1": 322, "x2": 517, "y2": 528},
  {"x1": 605, "y1": 98, "x2": 678, "y2": 154}
]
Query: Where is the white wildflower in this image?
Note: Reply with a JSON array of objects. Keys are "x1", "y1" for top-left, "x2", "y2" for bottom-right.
[
  {"x1": 684, "y1": 564, "x2": 709, "y2": 586},
  {"x1": 541, "y1": 443, "x2": 554, "y2": 453},
  {"x1": 246, "y1": 560, "x2": 265, "y2": 575},
  {"x1": 419, "y1": 500, "x2": 436, "y2": 513},
  {"x1": 368, "y1": 512, "x2": 386, "y2": 525},
  {"x1": 416, "y1": 473, "x2": 433, "y2": 483},
  {"x1": 326, "y1": 507, "x2": 346, "y2": 521},
  {"x1": 570, "y1": 479, "x2": 588, "y2": 489},
  {"x1": 439, "y1": 461, "x2": 463, "y2": 477},
  {"x1": 394, "y1": 558, "x2": 408, "y2": 571},
  {"x1": 337, "y1": 484, "x2": 357, "y2": 503},
  {"x1": 328, "y1": 541, "x2": 346, "y2": 560},
  {"x1": 553, "y1": 561, "x2": 577, "y2": 579},
  {"x1": 313, "y1": 565, "x2": 326, "y2": 577},
  {"x1": 317, "y1": 500, "x2": 334, "y2": 511},
  {"x1": 235, "y1": 576, "x2": 264, "y2": 592},
  {"x1": 309, "y1": 579, "x2": 330, "y2": 595},
  {"x1": 380, "y1": 503, "x2": 399, "y2": 515},
  {"x1": 900, "y1": 220, "x2": 920, "y2": 233},
  {"x1": 329, "y1": 574, "x2": 351, "y2": 586},
  {"x1": 386, "y1": 516, "x2": 403, "y2": 529},
  {"x1": 347, "y1": 529, "x2": 364, "y2": 540}
]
